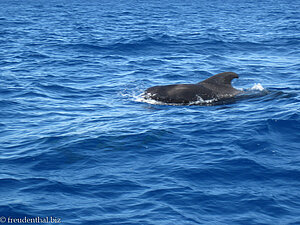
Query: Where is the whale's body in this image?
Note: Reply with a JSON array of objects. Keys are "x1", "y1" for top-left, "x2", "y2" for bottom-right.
[{"x1": 144, "y1": 72, "x2": 241, "y2": 104}]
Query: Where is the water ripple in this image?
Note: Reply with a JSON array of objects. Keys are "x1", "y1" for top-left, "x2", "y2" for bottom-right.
[{"x1": 0, "y1": 0, "x2": 299, "y2": 224}]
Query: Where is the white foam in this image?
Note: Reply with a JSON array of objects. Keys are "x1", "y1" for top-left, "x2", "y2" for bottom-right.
[
  {"x1": 134, "y1": 93, "x2": 172, "y2": 105},
  {"x1": 188, "y1": 96, "x2": 218, "y2": 105},
  {"x1": 135, "y1": 94, "x2": 159, "y2": 104},
  {"x1": 133, "y1": 93, "x2": 218, "y2": 106},
  {"x1": 250, "y1": 83, "x2": 265, "y2": 91}
]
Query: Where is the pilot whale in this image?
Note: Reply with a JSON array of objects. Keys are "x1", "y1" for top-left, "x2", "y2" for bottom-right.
[{"x1": 144, "y1": 72, "x2": 241, "y2": 104}]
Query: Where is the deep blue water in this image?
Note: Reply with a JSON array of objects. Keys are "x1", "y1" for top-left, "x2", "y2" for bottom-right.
[{"x1": 1, "y1": 0, "x2": 300, "y2": 224}]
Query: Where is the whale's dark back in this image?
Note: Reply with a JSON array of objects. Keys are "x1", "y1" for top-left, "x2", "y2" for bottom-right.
[{"x1": 144, "y1": 72, "x2": 241, "y2": 104}]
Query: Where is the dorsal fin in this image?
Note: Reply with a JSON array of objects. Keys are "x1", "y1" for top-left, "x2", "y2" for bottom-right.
[{"x1": 199, "y1": 72, "x2": 239, "y2": 87}]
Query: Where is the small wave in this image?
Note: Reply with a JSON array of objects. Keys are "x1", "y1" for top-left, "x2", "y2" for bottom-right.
[
  {"x1": 62, "y1": 34, "x2": 176, "y2": 55},
  {"x1": 1, "y1": 20, "x2": 33, "y2": 26},
  {"x1": 14, "y1": 90, "x2": 49, "y2": 99},
  {"x1": 36, "y1": 82, "x2": 83, "y2": 94},
  {"x1": 267, "y1": 118, "x2": 300, "y2": 135},
  {"x1": 111, "y1": 35, "x2": 174, "y2": 52},
  {"x1": 19, "y1": 51, "x2": 50, "y2": 59},
  {"x1": 128, "y1": 58, "x2": 166, "y2": 67},
  {"x1": 0, "y1": 99, "x2": 21, "y2": 107},
  {"x1": 64, "y1": 43, "x2": 108, "y2": 52}
]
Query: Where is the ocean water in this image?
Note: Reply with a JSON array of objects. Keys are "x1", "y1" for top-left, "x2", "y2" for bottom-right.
[{"x1": 0, "y1": 0, "x2": 300, "y2": 224}]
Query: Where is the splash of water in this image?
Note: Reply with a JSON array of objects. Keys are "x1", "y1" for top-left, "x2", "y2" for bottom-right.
[{"x1": 250, "y1": 83, "x2": 265, "y2": 91}]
